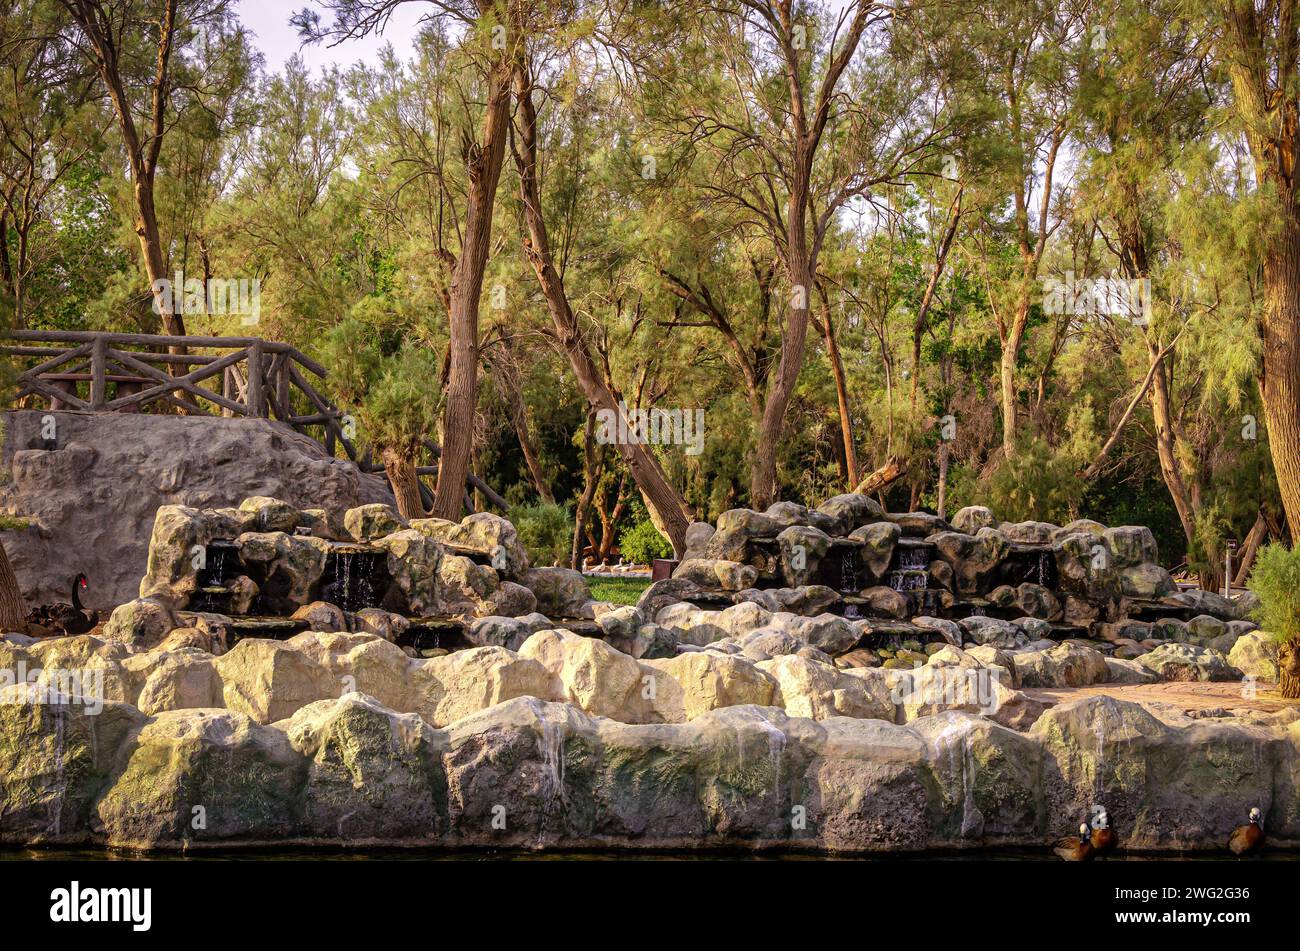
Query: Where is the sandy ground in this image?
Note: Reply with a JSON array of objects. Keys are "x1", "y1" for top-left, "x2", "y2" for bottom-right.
[{"x1": 1024, "y1": 681, "x2": 1300, "y2": 716}]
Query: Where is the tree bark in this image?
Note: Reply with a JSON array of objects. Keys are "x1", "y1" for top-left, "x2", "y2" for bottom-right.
[
  {"x1": 570, "y1": 410, "x2": 599, "y2": 570},
  {"x1": 512, "y1": 60, "x2": 691, "y2": 554},
  {"x1": 816, "y1": 284, "x2": 858, "y2": 488},
  {"x1": 1280, "y1": 637, "x2": 1300, "y2": 700},
  {"x1": 430, "y1": 49, "x2": 513, "y2": 520},
  {"x1": 854, "y1": 456, "x2": 907, "y2": 496},
  {"x1": 381, "y1": 446, "x2": 426, "y2": 520},
  {"x1": 1260, "y1": 207, "x2": 1300, "y2": 539},
  {"x1": 495, "y1": 347, "x2": 555, "y2": 503},
  {"x1": 0, "y1": 539, "x2": 26, "y2": 632}
]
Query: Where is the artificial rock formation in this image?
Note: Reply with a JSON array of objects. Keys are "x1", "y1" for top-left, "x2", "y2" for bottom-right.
[{"x1": 0, "y1": 411, "x2": 392, "y2": 609}]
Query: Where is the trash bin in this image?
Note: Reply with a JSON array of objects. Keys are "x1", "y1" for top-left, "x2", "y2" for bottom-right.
[{"x1": 651, "y1": 558, "x2": 679, "y2": 581}]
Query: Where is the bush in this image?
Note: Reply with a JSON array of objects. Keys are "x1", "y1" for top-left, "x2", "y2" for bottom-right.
[
  {"x1": 1248, "y1": 543, "x2": 1300, "y2": 644},
  {"x1": 619, "y1": 518, "x2": 672, "y2": 565},
  {"x1": 508, "y1": 502, "x2": 574, "y2": 567}
]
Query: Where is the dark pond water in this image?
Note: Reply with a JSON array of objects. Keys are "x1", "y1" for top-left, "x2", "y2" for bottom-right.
[{"x1": 2, "y1": 846, "x2": 1294, "y2": 862}]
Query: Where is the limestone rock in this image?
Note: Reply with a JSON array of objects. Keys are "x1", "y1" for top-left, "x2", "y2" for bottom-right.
[
  {"x1": 375, "y1": 529, "x2": 444, "y2": 615},
  {"x1": 758, "y1": 654, "x2": 895, "y2": 721},
  {"x1": 1012, "y1": 643, "x2": 1109, "y2": 688},
  {"x1": 1119, "y1": 563, "x2": 1176, "y2": 598},
  {"x1": 412, "y1": 512, "x2": 530, "y2": 580},
  {"x1": 344, "y1": 503, "x2": 405, "y2": 542},
  {"x1": 815, "y1": 493, "x2": 884, "y2": 535},
  {"x1": 408, "y1": 646, "x2": 558, "y2": 726},
  {"x1": 238, "y1": 496, "x2": 302, "y2": 533},
  {"x1": 1138, "y1": 643, "x2": 1240, "y2": 682},
  {"x1": 137, "y1": 652, "x2": 225, "y2": 715},
  {"x1": 96, "y1": 708, "x2": 305, "y2": 847},
  {"x1": 282, "y1": 693, "x2": 445, "y2": 839},
  {"x1": 101, "y1": 597, "x2": 176, "y2": 650},
  {"x1": 523, "y1": 567, "x2": 592, "y2": 618},
  {"x1": 950, "y1": 505, "x2": 997, "y2": 535},
  {"x1": 214, "y1": 637, "x2": 343, "y2": 723},
  {"x1": 957, "y1": 615, "x2": 1028, "y2": 650},
  {"x1": 847, "y1": 522, "x2": 900, "y2": 580},
  {"x1": 929, "y1": 528, "x2": 1010, "y2": 594},
  {"x1": 1228, "y1": 632, "x2": 1279, "y2": 682},
  {"x1": 291, "y1": 600, "x2": 349, "y2": 632},
  {"x1": 672, "y1": 558, "x2": 758, "y2": 592},
  {"x1": 776, "y1": 526, "x2": 831, "y2": 587}
]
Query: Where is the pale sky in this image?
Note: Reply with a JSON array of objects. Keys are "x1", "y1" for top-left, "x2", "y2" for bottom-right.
[{"x1": 238, "y1": 0, "x2": 423, "y2": 74}]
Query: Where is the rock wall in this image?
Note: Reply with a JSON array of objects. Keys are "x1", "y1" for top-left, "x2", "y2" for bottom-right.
[
  {"x1": 0, "y1": 411, "x2": 392, "y2": 610},
  {"x1": 0, "y1": 682, "x2": 1293, "y2": 853}
]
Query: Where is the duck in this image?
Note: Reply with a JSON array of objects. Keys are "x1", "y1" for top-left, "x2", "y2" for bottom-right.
[
  {"x1": 1228, "y1": 807, "x2": 1265, "y2": 855},
  {"x1": 1091, "y1": 808, "x2": 1117, "y2": 855},
  {"x1": 42, "y1": 574, "x2": 95, "y2": 637},
  {"x1": 1053, "y1": 822, "x2": 1095, "y2": 861}
]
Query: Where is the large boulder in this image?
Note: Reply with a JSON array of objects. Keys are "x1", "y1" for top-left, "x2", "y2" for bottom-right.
[
  {"x1": 1103, "y1": 526, "x2": 1158, "y2": 568},
  {"x1": 757, "y1": 654, "x2": 895, "y2": 721},
  {"x1": 929, "y1": 528, "x2": 1010, "y2": 594},
  {"x1": 412, "y1": 512, "x2": 530, "y2": 580},
  {"x1": 815, "y1": 493, "x2": 884, "y2": 534},
  {"x1": 0, "y1": 688, "x2": 145, "y2": 842},
  {"x1": 136, "y1": 651, "x2": 225, "y2": 715},
  {"x1": 235, "y1": 531, "x2": 331, "y2": 608},
  {"x1": 101, "y1": 597, "x2": 177, "y2": 650},
  {"x1": 96, "y1": 708, "x2": 306, "y2": 848},
  {"x1": 374, "y1": 530, "x2": 444, "y2": 615},
  {"x1": 776, "y1": 526, "x2": 831, "y2": 587},
  {"x1": 1031, "y1": 696, "x2": 1276, "y2": 847},
  {"x1": 957, "y1": 616, "x2": 1028, "y2": 650},
  {"x1": 407, "y1": 646, "x2": 558, "y2": 726},
  {"x1": 344, "y1": 503, "x2": 405, "y2": 542},
  {"x1": 847, "y1": 522, "x2": 900, "y2": 580},
  {"x1": 950, "y1": 506, "x2": 997, "y2": 536},
  {"x1": 1228, "y1": 632, "x2": 1279, "y2": 682},
  {"x1": 641, "y1": 652, "x2": 778, "y2": 721},
  {"x1": 1012, "y1": 644, "x2": 1109, "y2": 688},
  {"x1": 1119, "y1": 563, "x2": 1177, "y2": 598},
  {"x1": 672, "y1": 558, "x2": 757, "y2": 592},
  {"x1": 282, "y1": 693, "x2": 446, "y2": 840},
  {"x1": 213, "y1": 637, "x2": 343, "y2": 723},
  {"x1": 704, "y1": 508, "x2": 782, "y2": 562},
  {"x1": 1138, "y1": 643, "x2": 1240, "y2": 682},
  {"x1": 137, "y1": 504, "x2": 255, "y2": 604},
  {"x1": 523, "y1": 567, "x2": 592, "y2": 617}
]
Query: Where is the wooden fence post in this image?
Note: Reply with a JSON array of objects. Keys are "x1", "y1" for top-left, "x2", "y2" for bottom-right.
[
  {"x1": 247, "y1": 341, "x2": 264, "y2": 417},
  {"x1": 90, "y1": 335, "x2": 107, "y2": 409}
]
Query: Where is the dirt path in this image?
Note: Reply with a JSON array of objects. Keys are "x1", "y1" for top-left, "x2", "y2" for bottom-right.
[{"x1": 1023, "y1": 681, "x2": 1300, "y2": 716}]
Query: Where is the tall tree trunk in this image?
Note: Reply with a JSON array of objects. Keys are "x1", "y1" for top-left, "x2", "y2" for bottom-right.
[
  {"x1": 570, "y1": 411, "x2": 599, "y2": 570},
  {"x1": 936, "y1": 443, "x2": 950, "y2": 520},
  {"x1": 381, "y1": 446, "x2": 425, "y2": 520},
  {"x1": 999, "y1": 290, "x2": 1030, "y2": 457},
  {"x1": 1261, "y1": 208, "x2": 1300, "y2": 540},
  {"x1": 817, "y1": 285, "x2": 858, "y2": 488},
  {"x1": 1233, "y1": 512, "x2": 1269, "y2": 587},
  {"x1": 496, "y1": 350, "x2": 555, "y2": 503},
  {"x1": 0, "y1": 540, "x2": 26, "y2": 631},
  {"x1": 512, "y1": 61, "x2": 691, "y2": 553},
  {"x1": 750, "y1": 177, "x2": 812, "y2": 508},
  {"x1": 1149, "y1": 341, "x2": 1196, "y2": 551},
  {"x1": 431, "y1": 57, "x2": 513, "y2": 520}
]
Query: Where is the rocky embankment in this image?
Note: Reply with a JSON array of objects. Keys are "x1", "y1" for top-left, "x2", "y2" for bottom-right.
[{"x1": 1, "y1": 628, "x2": 1295, "y2": 852}]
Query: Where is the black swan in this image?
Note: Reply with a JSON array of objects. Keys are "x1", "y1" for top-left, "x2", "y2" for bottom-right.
[{"x1": 40, "y1": 574, "x2": 96, "y2": 636}]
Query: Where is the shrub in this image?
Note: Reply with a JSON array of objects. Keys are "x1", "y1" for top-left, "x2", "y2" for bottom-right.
[
  {"x1": 508, "y1": 502, "x2": 573, "y2": 567},
  {"x1": 1248, "y1": 542, "x2": 1300, "y2": 644},
  {"x1": 619, "y1": 518, "x2": 672, "y2": 565}
]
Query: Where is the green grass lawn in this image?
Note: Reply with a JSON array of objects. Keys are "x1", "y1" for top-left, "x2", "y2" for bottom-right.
[{"x1": 586, "y1": 576, "x2": 651, "y2": 606}]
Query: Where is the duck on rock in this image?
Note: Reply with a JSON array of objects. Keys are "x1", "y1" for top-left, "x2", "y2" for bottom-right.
[
  {"x1": 1090, "y1": 808, "x2": 1117, "y2": 856},
  {"x1": 1228, "y1": 807, "x2": 1265, "y2": 856},
  {"x1": 1053, "y1": 823, "x2": 1095, "y2": 862}
]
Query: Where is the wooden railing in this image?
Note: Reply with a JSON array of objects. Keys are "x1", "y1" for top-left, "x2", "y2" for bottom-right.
[{"x1": 1, "y1": 329, "x2": 508, "y2": 512}]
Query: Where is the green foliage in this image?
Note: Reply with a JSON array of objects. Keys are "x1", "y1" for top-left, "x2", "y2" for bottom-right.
[
  {"x1": 508, "y1": 502, "x2": 574, "y2": 568},
  {"x1": 618, "y1": 519, "x2": 673, "y2": 565},
  {"x1": 1248, "y1": 544, "x2": 1300, "y2": 644}
]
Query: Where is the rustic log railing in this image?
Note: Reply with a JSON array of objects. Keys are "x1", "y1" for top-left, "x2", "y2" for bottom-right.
[{"x1": 1, "y1": 329, "x2": 507, "y2": 512}]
